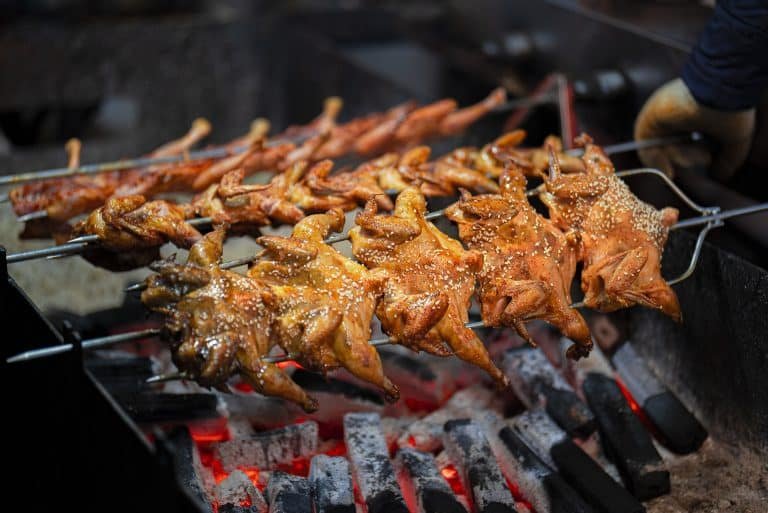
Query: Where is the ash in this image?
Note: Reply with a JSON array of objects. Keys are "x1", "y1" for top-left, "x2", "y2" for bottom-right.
[{"x1": 648, "y1": 439, "x2": 767, "y2": 513}]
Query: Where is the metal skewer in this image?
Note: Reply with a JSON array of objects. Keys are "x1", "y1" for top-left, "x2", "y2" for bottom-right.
[
  {"x1": 0, "y1": 138, "x2": 296, "y2": 188},
  {"x1": 5, "y1": 217, "x2": 213, "y2": 264},
  {"x1": 6, "y1": 133, "x2": 700, "y2": 224},
  {"x1": 3, "y1": 201, "x2": 761, "y2": 366},
  {"x1": 5, "y1": 328, "x2": 161, "y2": 363}
]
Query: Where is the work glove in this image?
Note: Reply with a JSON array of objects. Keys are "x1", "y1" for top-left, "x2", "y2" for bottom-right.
[{"x1": 634, "y1": 78, "x2": 755, "y2": 182}]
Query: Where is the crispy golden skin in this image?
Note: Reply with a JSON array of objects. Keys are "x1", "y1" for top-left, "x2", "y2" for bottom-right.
[
  {"x1": 377, "y1": 146, "x2": 499, "y2": 197},
  {"x1": 451, "y1": 130, "x2": 586, "y2": 180},
  {"x1": 12, "y1": 120, "x2": 211, "y2": 223},
  {"x1": 141, "y1": 229, "x2": 317, "y2": 411},
  {"x1": 541, "y1": 134, "x2": 681, "y2": 321},
  {"x1": 446, "y1": 165, "x2": 592, "y2": 359},
  {"x1": 73, "y1": 195, "x2": 201, "y2": 251},
  {"x1": 304, "y1": 159, "x2": 394, "y2": 211},
  {"x1": 11, "y1": 139, "x2": 115, "y2": 225},
  {"x1": 249, "y1": 209, "x2": 399, "y2": 401},
  {"x1": 350, "y1": 187, "x2": 508, "y2": 386},
  {"x1": 69, "y1": 195, "x2": 202, "y2": 271},
  {"x1": 190, "y1": 167, "x2": 304, "y2": 232}
]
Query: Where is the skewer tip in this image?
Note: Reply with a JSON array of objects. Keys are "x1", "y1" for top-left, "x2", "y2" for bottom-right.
[
  {"x1": 6, "y1": 353, "x2": 28, "y2": 364},
  {"x1": 146, "y1": 372, "x2": 188, "y2": 384},
  {"x1": 125, "y1": 282, "x2": 146, "y2": 293},
  {"x1": 17, "y1": 210, "x2": 49, "y2": 223}
]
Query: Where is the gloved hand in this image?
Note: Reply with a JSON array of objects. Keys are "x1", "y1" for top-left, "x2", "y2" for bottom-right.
[{"x1": 634, "y1": 78, "x2": 755, "y2": 181}]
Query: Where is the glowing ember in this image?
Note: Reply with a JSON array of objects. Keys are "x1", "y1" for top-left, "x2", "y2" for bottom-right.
[
  {"x1": 404, "y1": 397, "x2": 439, "y2": 413},
  {"x1": 614, "y1": 376, "x2": 660, "y2": 438},
  {"x1": 276, "y1": 458, "x2": 311, "y2": 477},
  {"x1": 189, "y1": 418, "x2": 230, "y2": 445},
  {"x1": 440, "y1": 465, "x2": 465, "y2": 496},
  {"x1": 277, "y1": 360, "x2": 303, "y2": 370},
  {"x1": 238, "y1": 466, "x2": 261, "y2": 489},
  {"x1": 232, "y1": 381, "x2": 253, "y2": 393},
  {"x1": 323, "y1": 439, "x2": 347, "y2": 457},
  {"x1": 505, "y1": 477, "x2": 535, "y2": 512}
]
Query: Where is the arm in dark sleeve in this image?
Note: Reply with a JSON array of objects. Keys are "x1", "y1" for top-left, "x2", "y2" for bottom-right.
[{"x1": 682, "y1": 0, "x2": 768, "y2": 111}]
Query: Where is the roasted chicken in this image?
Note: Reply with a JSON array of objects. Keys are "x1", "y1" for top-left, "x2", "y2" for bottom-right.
[
  {"x1": 447, "y1": 130, "x2": 586, "y2": 180},
  {"x1": 190, "y1": 167, "x2": 304, "y2": 232},
  {"x1": 248, "y1": 209, "x2": 399, "y2": 400},
  {"x1": 349, "y1": 187, "x2": 508, "y2": 386},
  {"x1": 445, "y1": 165, "x2": 592, "y2": 359},
  {"x1": 377, "y1": 146, "x2": 499, "y2": 197},
  {"x1": 69, "y1": 195, "x2": 202, "y2": 271},
  {"x1": 142, "y1": 229, "x2": 317, "y2": 411},
  {"x1": 541, "y1": 134, "x2": 681, "y2": 320},
  {"x1": 11, "y1": 119, "x2": 212, "y2": 224},
  {"x1": 10, "y1": 91, "x2": 505, "y2": 233}
]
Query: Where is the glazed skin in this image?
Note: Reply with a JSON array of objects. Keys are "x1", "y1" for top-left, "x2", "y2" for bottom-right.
[
  {"x1": 541, "y1": 134, "x2": 681, "y2": 321},
  {"x1": 70, "y1": 194, "x2": 202, "y2": 271},
  {"x1": 141, "y1": 229, "x2": 317, "y2": 412},
  {"x1": 349, "y1": 187, "x2": 508, "y2": 387},
  {"x1": 446, "y1": 165, "x2": 592, "y2": 359},
  {"x1": 249, "y1": 209, "x2": 399, "y2": 401}
]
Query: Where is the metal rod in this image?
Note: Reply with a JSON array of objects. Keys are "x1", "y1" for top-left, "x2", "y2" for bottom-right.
[
  {"x1": 6, "y1": 241, "x2": 93, "y2": 264},
  {"x1": 5, "y1": 217, "x2": 214, "y2": 264},
  {"x1": 262, "y1": 320, "x2": 487, "y2": 364},
  {"x1": 0, "y1": 98, "x2": 563, "y2": 189},
  {"x1": 16, "y1": 210, "x2": 50, "y2": 223},
  {"x1": 146, "y1": 372, "x2": 190, "y2": 384},
  {"x1": 5, "y1": 328, "x2": 161, "y2": 363},
  {"x1": 672, "y1": 202, "x2": 768, "y2": 230},
  {"x1": 7, "y1": 134, "x2": 703, "y2": 225},
  {"x1": 565, "y1": 133, "x2": 702, "y2": 157},
  {"x1": 668, "y1": 219, "x2": 723, "y2": 286},
  {"x1": 0, "y1": 138, "x2": 300, "y2": 187}
]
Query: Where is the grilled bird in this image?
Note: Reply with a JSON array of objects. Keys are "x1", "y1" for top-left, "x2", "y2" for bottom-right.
[
  {"x1": 541, "y1": 134, "x2": 681, "y2": 320},
  {"x1": 69, "y1": 195, "x2": 202, "y2": 271},
  {"x1": 141, "y1": 229, "x2": 317, "y2": 411},
  {"x1": 445, "y1": 165, "x2": 592, "y2": 359},
  {"x1": 11, "y1": 119, "x2": 212, "y2": 224},
  {"x1": 249, "y1": 209, "x2": 399, "y2": 400},
  {"x1": 350, "y1": 187, "x2": 508, "y2": 386}
]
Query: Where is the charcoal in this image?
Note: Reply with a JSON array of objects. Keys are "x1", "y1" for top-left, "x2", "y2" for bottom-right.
[
  {"x1": 308, "y1": 455, "x2": 355, "y2": 513},
  {"x1": 215, "y1": 421, "x2": 318, "y2": 472},
  {"x1": 612, "y1": 343, "x2": 707, "y2": 454},
  {"x1": 395, "y1": 448, "x2": 468, "y2": 513},
  {"x1": 511, "y1": 410, "x2": 645, "y2": 513},
  {"x1": 291, "y1": 369, "x2": 385, "y2": 405},
  {"x1": 398, "y1": 385, "x2": 498, "y2": 451},
  {"x1": 220, "y1": 394, "x2": 302, "y2": 429},
  {"x1": 497, "y1": 426, "x2": 595, "y2": 513},
  {"x1": 509, "y1": 410, "x2": 567, "y2": 467},
  {"x1": 550, "y1": 439, "x2": 645, "y2": 513},
  {"x1": 166, "y1": 427, "x2": 214, "y2": 512},
  {"x1": 442, "y1": 419, "x2": 517, "y2": 513},
  {"x1": 382, "y1": 416, "x2": 419, "y2": 447},
  {"x1": 265, "y1": 472, "x2": 311, "y2": 513},
  {"x1": 291, "y1": 369, "x2": 385, "y2": 423},
  {"x1": 228, "y1": 417, "x2": 256, "y2": 439},
  {"x1": 214, "y1": 469, "x2": 267, "y2": 513},
  {"x1": 379, "y1": 349, "x2": 453, "y2": 404},
  {"x1": 343, "y1": 412, "x2": 409, "y2": 513},
  {"x1": 582, "y1": 373, "x2": 669, "y2": 500},
  {"x1": 503, "y1": 349, "x2": 595, "y2": 438}
]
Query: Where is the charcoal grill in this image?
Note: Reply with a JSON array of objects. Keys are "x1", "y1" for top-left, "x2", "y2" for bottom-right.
[{"x1": 2, "y1": 5, "x2": 767, "y2": 513}]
